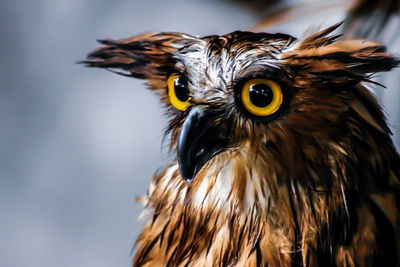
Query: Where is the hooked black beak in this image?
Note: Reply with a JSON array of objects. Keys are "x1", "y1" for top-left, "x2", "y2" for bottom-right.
[{"x1": 177, "y1": 106, "x2": 230, "y2": 184}]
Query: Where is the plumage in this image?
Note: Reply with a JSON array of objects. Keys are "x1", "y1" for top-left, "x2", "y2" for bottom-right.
[{"x1": 82, "y1": 23, "x2": 400, "y2": 266}]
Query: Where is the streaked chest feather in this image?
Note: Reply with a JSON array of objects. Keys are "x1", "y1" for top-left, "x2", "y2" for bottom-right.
[{"x1": 134, "y1": 146, "x2": 400, "y2": 267}]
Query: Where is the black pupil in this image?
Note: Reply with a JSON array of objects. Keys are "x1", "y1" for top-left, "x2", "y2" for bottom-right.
[
  {"x1": 249, "y1": 83, "x2": 273, "y2": 107},
  {"x1": 174, "y1": 77, "x2": 190, "y2": 102}
]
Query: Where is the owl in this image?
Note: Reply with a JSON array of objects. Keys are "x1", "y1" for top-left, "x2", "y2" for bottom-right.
[{"x1": 82, "y1": 23, "x2": 400, "y2": 266}]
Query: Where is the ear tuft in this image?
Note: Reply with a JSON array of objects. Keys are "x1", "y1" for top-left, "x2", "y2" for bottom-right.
[
  {"x1": 280, "y1": 23, "x2": 399, "y2": 87},
  {"x1": 80, "y1": 32, "x2": 202, "y2": 80}
]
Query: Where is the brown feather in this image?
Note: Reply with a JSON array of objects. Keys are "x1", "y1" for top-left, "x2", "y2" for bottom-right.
[{"x1": 83, "y1": 24, "x2": 400, "y2": 266}]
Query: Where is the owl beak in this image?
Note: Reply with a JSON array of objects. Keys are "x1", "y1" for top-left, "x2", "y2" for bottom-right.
[{"x1": 177, "y1": 106, "x2": 229, "y2": 184}]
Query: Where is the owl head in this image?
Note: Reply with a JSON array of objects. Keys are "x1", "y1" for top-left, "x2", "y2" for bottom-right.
[{"x1": 83, "y1": 23, "x2": 398, "y2": 184}]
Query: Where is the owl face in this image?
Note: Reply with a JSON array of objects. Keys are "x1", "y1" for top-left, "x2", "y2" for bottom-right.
[
  {"x1": 83, "y1": 23, "x2": 397, "y2": 183},
  {"x1": 164, "y1": 32, "x2": 298, "y2": 182}
]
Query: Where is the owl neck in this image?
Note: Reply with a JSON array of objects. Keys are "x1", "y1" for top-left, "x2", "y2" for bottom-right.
[{"x1": 136, "y1": 147, "x2": 348, "y2": 265}]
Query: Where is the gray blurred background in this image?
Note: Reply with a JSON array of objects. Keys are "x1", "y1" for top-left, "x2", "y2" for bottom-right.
[{"x1": 0, "y1": 1, "x2": 398, "y2": 267}]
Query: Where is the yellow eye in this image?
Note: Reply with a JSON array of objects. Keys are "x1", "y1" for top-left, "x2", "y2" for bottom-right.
[
  {"x1": 167, "y1": 73, "x2": 191, "y2": 111},
  {"x1": 240, "y1": 78, "x2": 283, "y2": 117}
]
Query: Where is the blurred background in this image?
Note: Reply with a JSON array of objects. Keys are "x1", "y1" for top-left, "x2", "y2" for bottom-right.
[{"x1": 1, "y1": 1, "x2": 398, "y2": 266}]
